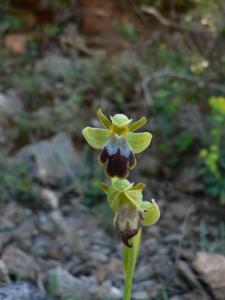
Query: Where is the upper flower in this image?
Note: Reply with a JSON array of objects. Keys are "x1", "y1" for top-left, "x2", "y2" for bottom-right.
[
  {"x1": 101, "y1": 178, "x2": 160, "y2": 247},
  {"x1": 82, "y1": 109, "x2": 152, "y2": 178}
]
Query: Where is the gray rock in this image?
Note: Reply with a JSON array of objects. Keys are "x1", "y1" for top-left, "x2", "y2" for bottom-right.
[
  {"x1": 170, "y1": 292, "x2": 209, "y2": 300},
  {"x1": 0, "y1": 282, "x2": 48, "y2": 300},
  {"x1": 132, "y1": 291, "x2": 149, "y2": 300},
  {"x1": 16, "y1": 132, "x2": 79, "y2": 184},
  {"x1": 176, "y1": 166, "x2": 203, "y2": 193},
  {"x1": 39, "y1": 189, "x2": 59, "y2": 211},
  {"x1": 0, "y1": 91, "x2": 24, "y2": 119},
  {"x1": 45, "y1": 267, "x2": 92, "y2": 299},
  {"x1": 177, "y1": 260, "x2": 201, "y2": 290},
  {"x1": 139, "y1": 156, "x2": 161, "y2": 176},
  {"x1": 0, "y1": 260, "x2": 10, "y2": 283},
  {"x1": 1, "y1": 246, "x2": 39, "y2": 281},
  {"x1": 35, "y1": 54, "x2": 71, "y2": 79},
  {"x1": 177, "y1": 104, "x2": 204, "y2": 138},
  {"x1": 193, "y1": 252, "x2": 225, "y2": 300},
  {"x1": 99, "y1": 281, "x2": 122, "y2": 300}
]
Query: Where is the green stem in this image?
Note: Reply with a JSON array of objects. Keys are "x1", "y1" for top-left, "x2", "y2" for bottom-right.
[{"x1": 123, "y1": 229, "x2": 142, "y2": 300}]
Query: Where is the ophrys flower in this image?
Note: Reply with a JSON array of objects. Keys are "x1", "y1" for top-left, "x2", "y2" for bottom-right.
[
  {"x1": 101, "y1": 178, "x2": 160, "y2": 247},
  {"x1": 82, "y1": 109, "x2": 152, "y2": 178}
]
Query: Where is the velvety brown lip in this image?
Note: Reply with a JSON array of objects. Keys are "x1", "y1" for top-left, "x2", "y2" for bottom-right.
[{"x1": 99, "y1": 136, "x2": 136, "y2": 178}]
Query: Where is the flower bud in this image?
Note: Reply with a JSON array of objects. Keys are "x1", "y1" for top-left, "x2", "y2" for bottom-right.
[{"x1": 114, "y1": 203, "x2": 141, "y2": 247}]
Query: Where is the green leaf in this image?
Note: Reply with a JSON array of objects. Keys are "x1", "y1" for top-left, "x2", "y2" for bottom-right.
[
  {"x1": 127, "y1": 132, "x2": 152, "y2": 153},
  {"x1": 82, "y1": 127, "x2": 110, "y2": 149}
]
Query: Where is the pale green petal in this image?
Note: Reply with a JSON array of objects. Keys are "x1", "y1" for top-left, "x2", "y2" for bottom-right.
[
  {"x1": 133, "y1": 183, "x2": 145, "y2": 191},
  {"x1": 100, "y1": 182, "x2": 110, "y2": 192},
  {"x1": 97, "y1": 108, "x2": 111, "y2": 129},
  {"x1": 110, "y1": 114, "x2": 132, "y2": 126},
  {"x1": 141, "y1": 200, "x2": 160, "y2": 226},
  {"x1": 82, "y1": 127, "x2": 110, "y2": 149},
  {"x1": 111, "y1": 178, "x2": 133, "y2": 192},
  {"x1": 124, "y1": 190, "x2": 143, "y2": 209},
  {"x1": 128, "y1": 117, "x2": 147, "y2": 132},
  {"x1": 127, "y1": 132, "x2": 152, "y2": 153}
]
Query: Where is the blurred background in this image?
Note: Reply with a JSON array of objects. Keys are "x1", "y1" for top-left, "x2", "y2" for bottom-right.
[{"x1": 0, "y1": 0, "x2": 225, "y2": 299}]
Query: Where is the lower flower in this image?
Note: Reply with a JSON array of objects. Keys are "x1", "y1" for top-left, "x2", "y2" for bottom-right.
[{"x1": 101, "y1": 178, "x2": 160, "y2": 247}]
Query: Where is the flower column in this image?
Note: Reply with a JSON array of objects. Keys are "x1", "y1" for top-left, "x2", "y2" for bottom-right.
[{"x1": 82, "y1": 109, "x2": 160, "y2": 300}]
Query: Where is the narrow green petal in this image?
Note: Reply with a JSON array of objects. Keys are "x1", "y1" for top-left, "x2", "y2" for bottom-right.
[
  {"x1": 128, "y1": 117, "x2": 147, "y2": 132},
  {"x1": 127, "y1": 132, "x2": 152, "y2": 153},
  {"x1": 133, "y1": 183, "x2": 145, "y2": 191},
  {"x1": 100, "y1": 182, "x2": 110, "y2": 192},
  {"x1": 124, "y1": 190, "x2": 143, "y2": 209},
  {"x1": 141, "y1": 200, "x2": 160, "y2": 226},
  {"x1": 82, "y1": 127, "x2": 110, "y2": 149},
  {"x1": 97, "y1": 108, "x2": 111, "y2": 129}
]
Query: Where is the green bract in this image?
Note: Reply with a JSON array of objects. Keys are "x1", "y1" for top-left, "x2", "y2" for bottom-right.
[
  {"x1": 101, "y1": 178, "x2": 160, "y2": 247},
  {"x1": 82, "y1": 109, "x2": 152, "y2": 178}
]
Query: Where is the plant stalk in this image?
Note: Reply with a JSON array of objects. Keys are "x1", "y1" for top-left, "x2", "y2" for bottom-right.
[{"x1": 123, "y1": 229, "x2": 142, "y2": 300}]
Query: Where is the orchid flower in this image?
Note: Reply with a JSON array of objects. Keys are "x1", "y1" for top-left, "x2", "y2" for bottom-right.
[
  {"x1": 82, "y1": 109, "x2": 152, "y2": 178},
  {"x1": 101, "y1": 178, "x2": 160, "y2": 247}
]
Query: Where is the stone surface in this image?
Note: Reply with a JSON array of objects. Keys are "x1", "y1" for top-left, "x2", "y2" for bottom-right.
[
  {"x1": 35, "y1": 54, "x2": 71, "y2": 78},
  {"x1": 45, "y1": 267, "x2": 92, "y2": 299},
  {"x1": 177, "y1": 104, "x2": 204, "y2": 138},
  {"x1": 39, "y1": 188, "x2": 59, "y2": 211},
  {"x1": 139, "y1": 155, "x2": 161, "y2": 176},
  {"x1": 170, "y1": 292, "x2": 207, "y2": 300},
  {"x1": 0, "y1": 282, "x2": 48, "y2": 300},
  {"x1": 177, "y1": 260, "x2": 201, "y2": 289},
  {"x1": 0, "y1": 260, "x2": 10, "y2": 283},
  {"x1": 132, "y1": 291, "x2": 149, "y2": 299},
  {"x1": 193, "y1": 252, "x2": 225, "y2": 300},
  {"x1": 16, "y1": 132, "x2": 79, "y2": 184},
  {"x1": 176, "y1": 167, "x2": 203, "y2": 193},
  {"x1": 1, "y1": 246, "x2": 39, "y2": 281},
  {"x1": 0, "y1": 91, "x2": 24, "y2": 119}
]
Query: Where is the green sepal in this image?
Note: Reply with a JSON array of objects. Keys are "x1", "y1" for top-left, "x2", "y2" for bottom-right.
[
  {"x1": 82, "y1": 127, "x2": 110, "y2": 149},
  {"x1": 107, "y1": 190, "x2": 121, "y2": 212},
  {"x1": 111, "y1": 178, "x2": 133, "y2": 192},
  {"x1": 127, "y1": 132, "x2": 152, "y2": 153},
  {"x1": 124, "y1": 190, "x2": 143, "y2": 210}
]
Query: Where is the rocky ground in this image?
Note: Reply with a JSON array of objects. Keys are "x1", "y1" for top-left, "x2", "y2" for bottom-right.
[
  {"x1": 0, "y1": 2, "x2": 225, "y2": 299},
  {"x1": 0, "y1": 127, "x2": 225, "y2": 300}
]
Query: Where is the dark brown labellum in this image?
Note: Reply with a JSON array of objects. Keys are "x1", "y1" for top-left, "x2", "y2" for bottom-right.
[{"x1": 99, "y1": 136, "x2": 136, "y2": 178}]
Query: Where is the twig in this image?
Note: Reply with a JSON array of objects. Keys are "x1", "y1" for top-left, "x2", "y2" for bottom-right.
[
  {"x1": 138, "y1": 69, "x2": 154, "y2": 107},
  {"x1": 141, "y1": 6, "x2": 179, "y2": 29},
  {"x1": 147, "y1": 70, "x2": 225, "y2": 93}
]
